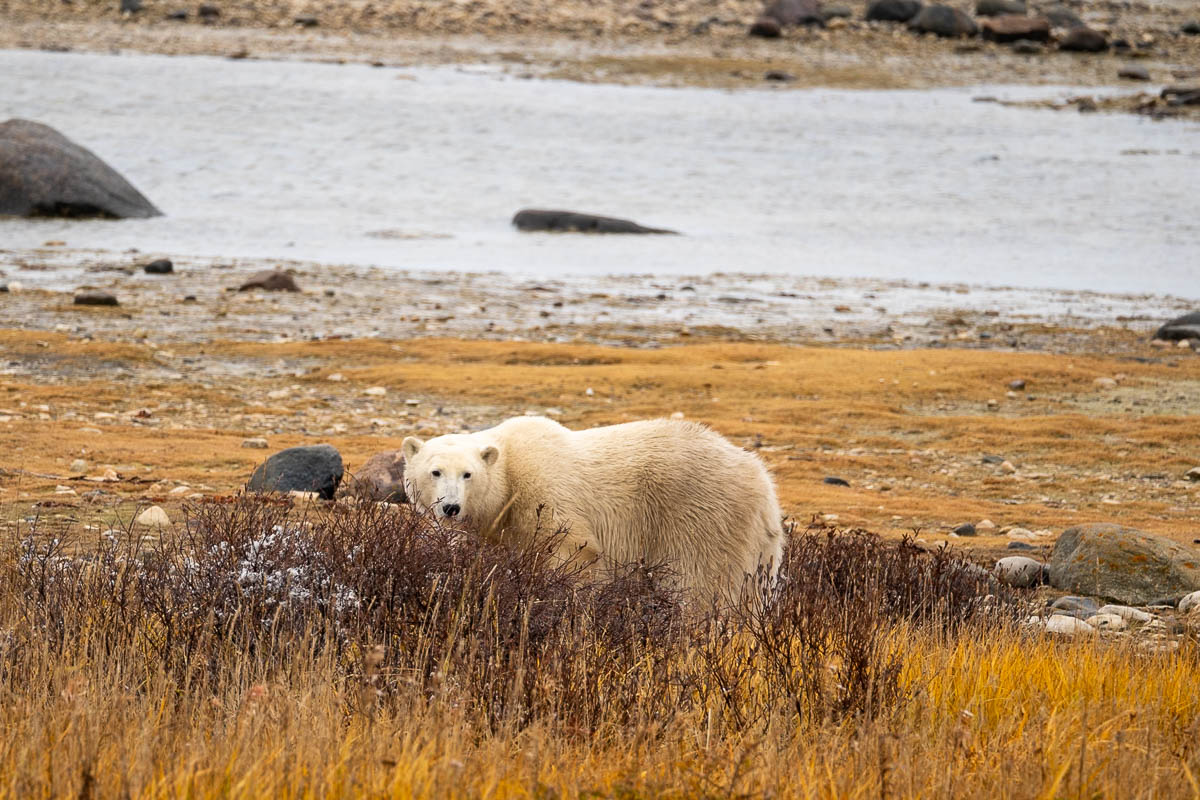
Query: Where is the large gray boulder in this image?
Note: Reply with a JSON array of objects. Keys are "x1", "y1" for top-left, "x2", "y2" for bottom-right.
[
  {"x1": 247, "y1": 444, "x2": 344, "y2": 500},
  {"x1": 908, "y1": 4, "x2": 978, "y2": 36},
  {"x1": 512, "y1": 209, "x2": 677, "y2": 234},
  {"x1": 340, "y1": 450, "x2": 408, "y2": 503},
  {"x1": 0, "y1": 119, "x2": 162, "y2": 219},
  {"x1": 1049, "y1": 523, "x2": 1200, "y2": 605},
  {"x1": 1153, "y1": 311, "x2": 1200, "y2": 342}
]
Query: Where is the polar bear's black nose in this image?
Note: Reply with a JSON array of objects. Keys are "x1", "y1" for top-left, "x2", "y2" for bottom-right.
[{"x1": 442, "y1": 503, "x2": 461, "y2": 517}]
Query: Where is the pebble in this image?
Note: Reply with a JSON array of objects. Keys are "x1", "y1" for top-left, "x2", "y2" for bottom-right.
[
  {"x1": 168, "y1": 485, "x2": 192, "y2": 495},
  {"x1": 953, "y1": 522, "x2": 976, "y2": 536},
  {"x1": 670, "y1": 411, "x2": 685, "y2": 420},
  {"x1": 1051, "y1": 595, "x2": 1099, "y2": 619},
  {"x1": 977, "y1": 519, "x2": 997, "y2": 531},
  {"x1": 823, "y1": 476, "x2": 850, "y2": 486},
  {"x1": 1006, "y1": 526, "x2": 1034, "y2": 540},
  {"x1": 994, "y1": 556, "x2": 1044, "y2": 587},
  {"x1": 1096, "y1": 604, "x2": 1154, "y2": 623},
  {"x1": 1007, "y1": 541, "x2": 1034, "y2": 550},
  {"x1": 1000, "y1": 460, "x2": 1018, "y2": 473},
  {"x1": 1184, "y1": 467, "x2": 1200, "y2": 482},
  {"x1": 327, "y1": 373, "x2": 346, "y2": 382},
  {"x1": 1085, "y1": 613, "x2": 1126, "y2": 630},
  {"x1": 1117, "y1": 65, "x2": 1150, "y2": 81},
  {"x1": 242, "y1": 438, "x2": 270, "y2": 449},
  {"x1": 1046, "y1": 614, "x2": 1095, "y2": 635},
  {"x1": 267, "y1": 388, "x2": 290, "y2": 400},
  {"x1": 1180, "y1": 590, "x2": 1200, "y2": 614},
  {"x1": 1008, "y1": 379, "x2": 1027, "y2": 390},
  {"x1": 144, "y1": 259, "x2": 174, "y2": 274},
  {"x1": 1094, "y1": 377, "x2": 1118, "y2": 388},
  {"x1": 364, "y1": 386, "x2": 387, "y2": 396},
  {"x1": 135, "y1": 505, "x2": 171, "y2": 528},
  {"x1": 69, "y1": 458, "x2": 87, "y2": 473},
  {"x1": 74, "y1": 291, "x2": 119, "y2": 306}
]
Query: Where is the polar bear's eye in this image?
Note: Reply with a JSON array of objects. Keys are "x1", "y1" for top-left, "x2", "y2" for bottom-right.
[
  {"x1": 431, "y1": 470, "x2": 441, "y2": 478},
  {"x1": 463, "y1": 472, "x2": 472, "y2": 479}
]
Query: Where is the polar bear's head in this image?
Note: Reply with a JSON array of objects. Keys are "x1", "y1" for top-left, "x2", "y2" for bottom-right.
[{"x1": 402, "y1": 434, "x2": 500, "y2": 524}]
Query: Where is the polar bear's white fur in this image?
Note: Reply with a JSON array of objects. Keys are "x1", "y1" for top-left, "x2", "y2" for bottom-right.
[{"x1": 402, "y1": 416, "x2": 784, "y2": 603}]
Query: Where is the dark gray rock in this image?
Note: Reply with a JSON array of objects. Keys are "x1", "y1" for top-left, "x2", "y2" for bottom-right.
[
  {"x1": 238, "y1": 270, "x2": 300, "y2": 292},
  {"x1": 512, "y1": 209, "x2": 677, "y2": 235},
  {"x1": 247, "y1": 444, "x2": 344, "y2": 500},
  {"x1": 749, "y1": 15, "x2": 783, "y2": 35},
  {"x1": 74, "y1": 291, "x2": 118, "y2": 306},
  {"x1": 341, "y1": 450, "x2": 407, "y2": 503},
  {"x1": 1050, "y1": 595, "x2": 1100, "y2": 619},
  {"x1": 995, "y1": 556, "x2": 1045, "y2": 587},
  {"x1": 1011, "y1": 38, "x2": 1045, "y2": 52},
  {"x1": 294, "y1": 15, "x2": 318, "y2": 26},
  {"x1": 120, "y1": 0, "x2": 142, "y2": 12},
  {"x1": 1059, "y1": 26, "x2": 1108, "y2": 51},
  {"x1": 1007, "y1": 541, "x2": 1035, "y2": 550},
  {"x1": 953, "y1": 522, "x2": 977, "y2": 536},
  {"x1": 1118, "y1": 65, "x2": 1150, "y2": 81},
  {"x1": 764, "y1": 70, "x2": 796, "y2": 81},
  {"x1": 976, "y1": 0, "x2": 1024, "y2": 15},
  {"x1": 763, "y1": 0, "x2": 825, "y2": 25},
  {"x1": 1180, "y1": 20, "x2": 1199, "y2": 34},
  {"x1": 981, "y1": 14, "x2": 1050, "y2": 42},
  {"x1": 823, "y1": 476, "x2": 850, "y2": 486},
  {"x1": 144, "y1": 258, "x2": 173, "y2": 274},
  {"x1": 822, "y1": 4, "x2": 853, "y2": 18},
  {"x1": 1039, "y1": 4, "x2": 1082, "y2": 27},
  {"x1": 0, "y1": 119, "x2": 162, "y2": 219},
  {"x1": 197, "y1": 4, "x2": 220, "y2": 18},
  {"x1": 1154, "y1": 312, "x2": 1200, "y2": 341},
  {"x1": 165, "y1": 9, "x2": 188, "y2": 19},
  {"x1": 1008, "y1": 379, "x2": 1027, "y2": 390},
  {"x1": 1049, "y1": 523, "x2": 1200, "y2": 605},
  {"x1": 866, "y1": 0, "x2": 923, "y2": 21},
  {"x1": 908, "y1": 5, "x2": 978, "y2": 37},
  {"x1": 1163, "y1": 86, "x2": 1200, "y2": 107}
]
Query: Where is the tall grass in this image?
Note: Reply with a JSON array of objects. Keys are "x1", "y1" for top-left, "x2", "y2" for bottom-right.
[{"x1": 1, "y1": 498, "x2": 1197, "y2": 798}]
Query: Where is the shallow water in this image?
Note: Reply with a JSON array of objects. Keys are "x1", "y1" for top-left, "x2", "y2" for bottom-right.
[{"x1": 1, "y1": 49, "x2": 1197, "y2": 297}]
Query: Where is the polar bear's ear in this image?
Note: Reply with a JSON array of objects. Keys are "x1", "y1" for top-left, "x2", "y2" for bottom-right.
[
  {"x1": 480, "y1": 445, "x2": 499, "y2": 466},
  {"x1": 402, "y1": 436, "x2": 424, "y2": 462}
]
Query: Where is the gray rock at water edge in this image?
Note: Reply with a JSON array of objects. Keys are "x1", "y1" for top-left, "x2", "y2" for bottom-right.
[
  {"x1": 342, "y1": 450, "x2": 408, "y2": 503},
  {"x1": 512, "y1": 209, "x2": 678, "y2": 235},
  {"x1": 995, "y1": 556, "x2": 1045, "y2": 588},
  {"x1": 1058, "y1": 26, "x2": 1107, "y2": 51},
  {"x1": 865, "y1": 0, "x2": 923, "y2": 21},
  {"x1": 981, "y1": 14, "x2": 1050, "y2": 42},
  {"x1": 247, "y1": 444, "x2": 344, "y2": 500},
  {"x1": 1039, "y1": 3, "x2": 1082, "y2": 28},
  {"x1": 976, "y1": 0, "x2": 1025, "y2": 16},
  {"x1": 0, "y1": 119, "x2": 162, "y2": 219},
  {"x1": 144, "y1": 258, "x2": 173, "y2": 274},
  {"x1": 238, "y1": 270, "x2": 300, "y2": 292},
  {"x1": 762, "y1": 0, "x2": 825, "y2": 26},
  {"x1": 908, "y1": 4, "x2": 978, "y2": 36},
  {"x1": 749, "y1": 15, "x2": 784, "y2": 36},
  {"x1": 1050, "y1": 595, "x2": 1100, "y2": 619},
  {"x1": 1049, "y1": 523, "x2": 1200, "y2": 606},
  {"x1": 1118, "y1": 65, "x2": 1150, "y2": 81},
  {"x1": 74, "y1": 291, "x2": 118, "y2": 306},
  {"x1": 1153, "y1": 311, "x2": 1200, "y2": 341}
]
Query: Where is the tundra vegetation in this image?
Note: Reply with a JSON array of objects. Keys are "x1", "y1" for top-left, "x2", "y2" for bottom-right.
[{"x1": 1, "y1": 496, "x2": 1198, "y2": 799}]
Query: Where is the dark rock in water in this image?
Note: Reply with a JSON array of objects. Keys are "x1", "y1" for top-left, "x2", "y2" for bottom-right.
[
  {"x1": 1118, "y1": 65, "x2": 1150, "y2": 81},
  {"x1": 764, "y1": 69, "x2": 796, "y2": 81},
  {"x1": 238, "y1": 270, "x2": 300, "y2": 292},
  {"x1": 74, "y1": 291, "x2": 118, "y2": 306},
  {"x1": 976, "y1": 0, "x2": 1024, "y2": 16},
  {"x1": 763, "y1": 0, "x2": 825, "y2": 25},
  {"x1": 866, "y1": 0, "x2": 922, "y2": 21},
  {"x1": 1011, "y1": 38, "x2": 1045, "y2": 52},
  {"x1": 1154, "y1": 311, "x2": 1200, "y2": 341},
  {"x1": 981, "y1": 14, "x2": 1050, "y2": 42},
  {"x1": 1039, "y1": 4, "x2": 1082, "y2": 27},
  {"x1": 823, "y1": 476, "x2": 850, "y2": 486},
  {"x1": 1050, "y1": 595, "x2": 1100, "y2": 619},
  {"x1": 0, "y1": 119, "x2": 162, "y2": 219},
  {"x1": 144, "y1": 258, "x2": 173, "y2": 274},
  {"x1": 749, "y1": 15, "x2": 783, "y2": 36},
  {"x1": 512, "y1": 209, "x2": 677, "y2": 235},
  {"x1": 1059, "y1": 26, "x2": 1108, "y2": 51},
  {"x1": 908, "y1": 5, "x2": 978, "y2": 37},
  {"x1": 1049, "y1": 523, "x2": 1200, "y2": 605},
  {"x1": 247, "y1": 444, "x2": 343, "y2": 500},
  {"x1": 341, "y1": 450, "x2": 407, "y2": 503},
  {"x1": 953, "y1": 522, "x2": 977, "y2": 537}
]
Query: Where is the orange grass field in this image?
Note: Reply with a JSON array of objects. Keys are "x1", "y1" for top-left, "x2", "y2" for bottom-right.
[{"x1": 1, "y1": 330, "x2": 1199, "y2": 798}]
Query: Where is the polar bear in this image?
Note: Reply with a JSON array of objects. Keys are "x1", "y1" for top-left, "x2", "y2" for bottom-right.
[{"x1": 402, "y1": 416, "x2": 784, "y2": 604}]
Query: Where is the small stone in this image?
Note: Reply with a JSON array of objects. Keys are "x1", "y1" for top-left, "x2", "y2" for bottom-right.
[
  {"x1": 1181, "y1": 20, "x2": 1200, "y2": 35},
  {"x1": 865, "y1": 0, "x2": 922, "y2": 22},
  {"x1": 144, "y1": 258, "x2": 173, "y2": 274},
  {"x1": 977, "y1": 519, "x2": 997, "y2": 531},
  {"x1": 1179, "y1": 339, "x2": 1194, "y2": 349},
  {"x1": 1000, "y1": 460, "x2": 1018, "y2": 473},
  {"x1": 197, "y1": 3, "x2": 220, "y2": 18},
  {"x1": 168, "y1": 485, "x2": 192, "y2": 495},
  {"x1": 670, "y1": 411, "x2": 685, "y2": 420},
  {"x1": 74, "y1": 291, "x2": 118, "y2": 306},
  {"x1": 748, "y1": 16, "x2": 783, "y2": 37},
  {"x1": 135, "y1": 505, "x2": 170, "y2": 528},
  {"x1": 1059, "y1": 27, "x2": 1108, "y2": 52},
  {"x1": 1096, "y1": 604, "x2": 1154, "y2": 623},
  {"x1": 764, "y1": 70, "x2": 796, "y2": 82},
  {"x1": 1182, "y1": 466, "x2": 1200, "y2": 482},
  {"x1": 1046, "y1": 614, "x2": 1095, "y2": 635},
  {"x1": 1118, "y1": 65, "x2": 1150, "y2": 81},
  {"x1": 1008, "y1": 379, "x2": 1027, "y2": 390},
  {"x1": 1085, "y1": 613, "x2": 1126, "y2": 630},
  {"x1": 69, "y1": 458, "x2": 87, "y2": 473},
  {"x1": 327, "y1": 373, "x2": 345, "y2": 382},
  {"x1": 1011, "y1": 38, "x2": 1045, "y2": 53},
  {"x1": 987, "y1": 398, "x2": 999, "y2": 409},
  {"x1": 405, "y1": 398, "x2": 420, "y2": 406},
  {"x1": 995, "y1": 556, "x2": 1045, "y2": 587},
  {"x1": 982, "y1": 455, "x2": 1004, "y2": 464},
  {"x1": 953, "y1": 522, "x2": 977, "y2": 536},
  {"x1": 242, "y1": 438, "x2": 269, "y2": 449},
  {"x1": 1180, "y1": 590, "x2": 1200, "y2": 614},
  {"x1": 293, "y1": 15, "x2": 318, "y2": 26},
  {"x1": 238, "y1": 270, "x2": 299, "y2": 292},
  {"x1": 120, "y1": 0, "x2": 142, "y2": 13},
  {"x1": 1006, "y1": 526, "x2": 1034, "y2": 541},
  {"x1": 1007, "y1": 541, "x2": 1035, "y2": 550},
  {"x1": 1051, "y1": 595, "x2": 1100, "y2": 619},
  {"x1": 364, "y1": 386, "x2": 387, "y2": 396},
  {"x1": 823, "y1": 476, "x2": 850, "y2": 486},
  {"x1": 165, "y1": 9, "x2": 187, "y2": 19},
  {"x1": 1094, "y1": 376, "x2": 1117, "y2": 388},
  {"x1": 266, "y1": 388, "x2": 290, "y2": 400}
]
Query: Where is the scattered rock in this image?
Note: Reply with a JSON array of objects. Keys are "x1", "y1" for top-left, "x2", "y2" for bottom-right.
[
  {"x1": 238, "y1": 270, "x2": 300, "y2": 292},
  {"x1": 1093, "y1": 376, "x2": 1117, "y2": 388},
  {"x1": 1179, "y1": 590, "x2": 1200, "y2": 614},
  {"x1": 241, "y1": 437, "x2": 269, "y2": 449},
  {"x1": 165, "y1": 9, "x2": 188, "y2": 19},
  {"x1": 1118, "y1": 65, "x2": 1150, "y2": 81},
  {"x1": 293, "y1": 15, "x2": 318, "y2": 26},
  {"x1": 364, "y1": 386, "x2": 388, "y2": 396},
  {"x1": 197, "y1": 4, "x2": 220, "y2": 19},
  {"x1": 69, "y1": 458, "x2": 87, "y2": 473},
  {"x1": 1085, "y1": 613, "x2": 1126, "y2": 630},
  {"x1": 1051, "y1": 595, "x2": 1100, "y2": 618},
  {"x1": 1039, "y1": 3, "x2": 1082, "y2": 28},
  {"x1": 981, "y1": 15, "x2": 1050, "y2": 42},
  {"x1": 135, "y1": 505, "x2": 170, "y2": 528},
  {"x1": 74, "y1": 291, "x2": 118, "y2": 306},
  {"x1": 977, "y1": 519, "x2": 997, "y2": 531},
  {"x1": 120, "y1": 0, "x2": 142, "y2": 13},
  {"x1": 1007, "y1": 541, "x2": 1034, "y2": 550},
  {"x1": 1181, "y1": 20, "x2": 1200, "y2": 35},
  {"x1": 1000, "y1": 460, "x2": 1018, "y2": 473},
  {"x1": 1046, "y1": 614, "x2": 1094, "y2": 635},
  {"x1": 749, "y1": 15, "x2": 783, "y2": 36},
  {"x1": 0, "y1": 119, "x2": 162, "y2": 219},
  {"x1": 342, "y1": 450, "x2": 408, "y2": 503},
  {"x1": 1049, "y1": 523, "x2": 1200, "y2": 606},
  {"x1": 144, "y1": 258, "x2": 173, "y2": 274},
  {"x1": 1008, "y1": 379, "x2": 1027, "y2": 390},
  {"x1": 822, "y1": 4, "x2": 853, "y2": 19},
  {"x1": 1185, "y1": 466, "x2": 1200, "y2": 482},
  {"x1": 1011, "y1": 38, "x2": 1045, "y2": 53},
  {"x1": 981, "y1": 454, "x2": 1004, "y2": 464},
  {"x1": 764, "y1": 70, "x2": 796, "y2": 81},
  {"x1": 907, "y1": 4, "x2": 978, "y2": 36},
  {"x1": 762, "y1": 0, "x2": 825, "y2": 26},
  {"x1": 976, "y1": 0, "x2": 1024, "y2": 14},
  {"x1": 865, "y1": 0, "x2": 923, "y2": 21},
  {"x1": 1059, "y1": 27, "x2": 1108, "y2": 52},
  {"x1": 1153, "y1": 311, "x2": 1200, "y2": 341},
  {"x1": 823, "y1": 476, "x2": 850, "y2": 486},
  {"x1": 247, "y1": 444, "x2": 344, "y2": 500},
  {"x1": 1096, "y1": 604, "x2": 1154, "y2": 623},
  {"x1": 512, "y1": 209, "x2": 677, "y2": 234},
  {"x1": 953, "y1": 522, "x2": 976, "y2": 536},
  {"x1": 994, "y1": 556, "x2": 1045, "y2": 587}
]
